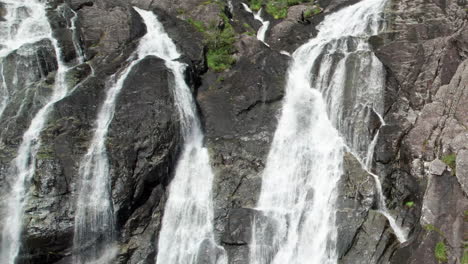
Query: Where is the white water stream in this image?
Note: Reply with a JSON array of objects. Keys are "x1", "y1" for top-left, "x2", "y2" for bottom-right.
[
  {"x1": 131, "y1": 7, "x2": 227, "y2": 264},
  {"x1": 0, "y1": 1, "x2": 76, "y2": 263},
  {"x1": 241, "y1": 3, "x2": 270, "y2": 44},
  {"x1": 250, "y1": 0, "x2": 406, "y2": 263},
  {"x1": 0, "y1": 0, "x2": 52, "y2": 121},
  {"x1": 72, "y1": 6, "x2": 193, "y2": 263}
]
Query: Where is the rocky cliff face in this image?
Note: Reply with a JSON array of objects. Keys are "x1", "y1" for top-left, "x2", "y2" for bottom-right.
[{"x1": 0, "y1": 0, "x2": 466, "y2": 263}]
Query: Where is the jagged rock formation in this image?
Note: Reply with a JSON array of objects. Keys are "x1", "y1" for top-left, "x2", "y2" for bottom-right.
[{"x1": 0, "y1": 0, "x2": 466, "y2": 263}]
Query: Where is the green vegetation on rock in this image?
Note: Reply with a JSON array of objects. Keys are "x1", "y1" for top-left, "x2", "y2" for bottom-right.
[
  {"x1": 405, "y1": 201, "x2": 415, "y2": 208},
  {"x1": 187, "y1": 18, "x2": 206, "y2": 32},
  {"x1": 303, "y1": 6, "x2": 321, "y2": 18},
  {"x1": 442, "y1": 153, "x2": 456, "y2": 173},
  {"x1": 435, "y1": 241, "x2": 448, "y2": 263},
  {"x1": 248, "y1": 0, "x2": 314, "y2": 19},
  {"x1": 462, "y1": 250, "x2": 468, "y2": 264},
  {"x1": 187, "y1": 14, "x2": 236, "y2": 72}
]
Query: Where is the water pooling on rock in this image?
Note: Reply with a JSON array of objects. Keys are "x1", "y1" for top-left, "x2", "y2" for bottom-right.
[
  {"x1": 130, "y1": 8, "x2": 228, "y2": 264},
  {"x1": 249, "y1": 0, "x2": 406, "y2": 263}
]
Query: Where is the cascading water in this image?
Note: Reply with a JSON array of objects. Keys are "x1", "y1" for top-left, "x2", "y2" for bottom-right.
[
  {"x1": 0, "y1": 1, "x2": 78, "y2": 263},
  {"x1": 241, "y1": 3, "x2": 270, "y2": 44},
  {"x1": 72, "y1": 6, "x2": 190, "y2": 263},
  {"x1": 59, "y1": 4, "x2": 85, "y2": 64},
  {"x1": 0, "y1": 0, "x2": 53, "y2": 122},
  {"x1": 250, "y1": 0, "x2": 406, "y2": 263},
  {"x1": 131, "y1": 8, "x2": 227, "y2": 264}
]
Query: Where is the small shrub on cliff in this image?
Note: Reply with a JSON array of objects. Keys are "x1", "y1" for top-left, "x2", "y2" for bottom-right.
[
  {"x1": 187, "y1": 15, "x2": 236, "y2": 72},
  {"x1": 442, "y1": 153, "x2": 457, "y2": 174},
  {"x1": 248, "y1": 0, "x2": 314, "y2": 19},
  {"x1": 435, "y1": 242, "x2": 448, "y2": 263},
  {"x1": 250, "y1": 0, "x2": 264, "y2": 10},
  {"x1": 303, "y1": 6, "x2": 321, "y2": 18},
  {"x1": 462, "y1": 250, "x2": 468, "y2": 264},
  {"x1": 205, "y1": 15, "x2": 236, "y2": 71},
  {"x1": 187, "y1": 18, "x2": 206, "y2": 32}
]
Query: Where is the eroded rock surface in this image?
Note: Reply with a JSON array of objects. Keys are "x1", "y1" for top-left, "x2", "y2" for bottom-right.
[{"x1": 0, "y1": 0, "x2": 467, "y2": 263}]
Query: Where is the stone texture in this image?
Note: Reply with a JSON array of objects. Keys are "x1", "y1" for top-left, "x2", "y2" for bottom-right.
[
  {"x1": 0, "y1": 0, "x2": 467, "y2": 263},
  {"x1": 429, "y1": 159, "x2": 447, "y2": 176},
  {"x1": 456, "y1": 149, "x2": 468, "y2": 196}
]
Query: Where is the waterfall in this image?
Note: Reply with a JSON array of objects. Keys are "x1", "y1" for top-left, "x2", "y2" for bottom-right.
[
  {"x1": 0, "y1": 0, "x2": 53, "y2": 121},
  {"x1": 241, "y1": 3, "x2": 270, "y2": 44},
  {"x1": 249, "y1": 0, "x2": 405, "y2": 263},
  {"x1": 72, "y1": 6, "x2": 188, "y2": 263},
  {"x1": 58, "y1": 4, "x2": 85, "y2": 64},
  {"x1": 130, "y1": 8, "x2": 227, "y2": 264},
  {"x1": 0, "y1": 1, "x2": 74, "y2": 263}
]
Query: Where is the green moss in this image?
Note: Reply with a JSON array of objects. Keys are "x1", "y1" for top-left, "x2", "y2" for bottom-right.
[
  {"x1": 216, "y1": 76, "x2": 225, "y2": 83},
  {"x1": 405, "y1": 201, "x2": 415, "y2": 208},
  {"x1": 248, "y1": 0, "x2": 314, "y2": 19},
  {"x1": 37, "y1": 145, "x2": 54, "y2": 160},
  {"x1": 186, "y1": 14, "x2": 236, "y2": 71},
  {"x1": 250, "y1": 0, "x2": 264, "y2": 11},
  {"x1": 242, "y1": 23, "x2": 256, "y2": 36},
  {"x1": 303, "y1": 6, "x2": 321, "y2": 18},
  {"x1": 424, "y1": 224, "x2": 440, "y2": 233},
  {"x1": 177, "y1": 8, "x2": 186, "y2": 15},
  {"x1": 435, "y1": 242, "x2": 448, "y2": 263},
  {"x1": 462, "y1": 250, "x2": 468, "y2": 264},
  {"x1": 424, "y1": 224, "x2": 446, "y2": 238},
  {"x1": 442, "y1": 153, "x2": 457, "y2": 174},
  {"x1": 187, "y1": 18, "x2": 206, "y2": 33},
  {"x1": 205, "y1": 14, "x2": 236, "y2": 72},
  {"x1": 266, "y1": 1, "x2": 289, "y2": 19}
]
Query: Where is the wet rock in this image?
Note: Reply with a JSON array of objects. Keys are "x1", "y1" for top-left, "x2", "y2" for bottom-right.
[
  {"x1": 46, "y1": 4, "x2": 81, "y2": 63},
  {"x1": 149, "y1": 8, "x2": 205, "y2": 75},
  {"x1": 198, "y1": 38, "x2": 289, "y2": 244},
  {"x1": 77, "y1": 1, "x2": 145, "y2": 62},
  {"x1": 339, "y1": 211, "x2": 399, "y2": 264},
  {"x1": 222, "y1": 208, "x2": 257, "y2": 245},
  {"x1": 107, "y1": 56, "x2": 180, "y2": 263},
  {"x1": 222, "y1": 208, "x2": 275, "y2": 264},
  {"x1": 393, "y1": 172, "x2": 468, "y2": 264},
  {"x1": 0, "y1": 39, "x2": 58, "y2": 168},
  {"x1": 336, "y1": 153, "x2": 375, "y2": 258},
  {"x1": 0, "y1": 3, "x2": 6, "y2": 21}
]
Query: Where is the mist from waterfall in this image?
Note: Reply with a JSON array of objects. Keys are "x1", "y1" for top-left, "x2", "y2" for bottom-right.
[{"x1": 249, "y1": 0, "x2": 406, "y2": 263}]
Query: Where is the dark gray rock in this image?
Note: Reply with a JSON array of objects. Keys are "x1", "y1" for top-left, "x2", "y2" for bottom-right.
[
  {"x1": 76, "y1": 0, "x2": 145, "y2": 63},
  {"x1": 106, "y1": 56, "x2": 180, "y2": 263},
  {"x1": 197, "y1": 36, "x2": 289, "y2": 246},
  {"x1": 336, "y1": 153, "x2": 375, "y2": 259}
]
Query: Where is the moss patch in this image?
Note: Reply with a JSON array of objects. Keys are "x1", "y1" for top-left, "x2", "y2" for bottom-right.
[
  {"x1": 442, "y1": 153, "x2": 457, "y2": 174},
  {"x1": 248, "y1": 0, "x2": 314, "y2": 19},
  {"x1": 206, "y1": 15, "x2": 236, "y2": 72},
  {"x1": 462, "y1": 250, "x2": 468, "y2": 264},
  {"x1": 435, "y1": 241, "x2": 448, "y2": 263},
  {"x1": 303, "y1": 6, "x2": 321, "y2": 18}
]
